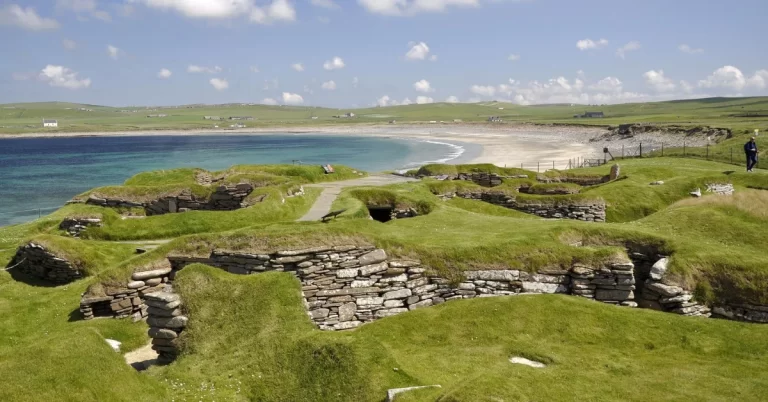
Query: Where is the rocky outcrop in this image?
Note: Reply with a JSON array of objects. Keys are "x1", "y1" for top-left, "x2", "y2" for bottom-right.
[
  {"x1": 85, "y1": 184, "x2": 257, "y2": 216},
  {"x1": 609, "y1": 124, "x2": 732, "y2": 142},
  {"x1": 456, "y1": 191, "x2": 606, "y2": 222},
  {"x1": 59, "y1": 217, "x2": 102, "y2": 237},
  {"x1": 8, "y1": 243, "x2": 83, "y2": 284},
  {"x1": 706, "y1": 183, "x2": 734, "y2": 195},
  {"x1": 145, "y1": 291, "x2": 187, "y2": 364}
]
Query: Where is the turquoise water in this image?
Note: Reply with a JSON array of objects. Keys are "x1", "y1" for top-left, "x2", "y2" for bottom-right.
[{"x1": 0, "y1": 134, "x2": 480, "y2": 226}]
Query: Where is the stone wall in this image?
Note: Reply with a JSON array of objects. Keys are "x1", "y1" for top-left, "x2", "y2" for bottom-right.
[
  {"x1": 145, "y1": 292, "x2": 187, "y2": 364},
  {"x1": 9, "y1": 243, "x2": 83, "y2": 284},
  {"x1": 635, "y1": 257, "x2": 711, "y2": 317},
  {"x1": 80, "y1": 266, "x2": 172, "y2": 320},
  {"x1": 85, "y1": 183, "x2": 256, "y2": 216},
  {"x1": 59, "y1": 217, "x2": 102, "y2": 237},
  {"x1": 456, "y1": 191, "x2": 606, "y2": 222}
]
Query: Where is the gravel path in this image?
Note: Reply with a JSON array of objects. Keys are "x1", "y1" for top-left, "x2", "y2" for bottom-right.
[{"x1": 298, "y1": 174, "x2": 418, "y2": 222}]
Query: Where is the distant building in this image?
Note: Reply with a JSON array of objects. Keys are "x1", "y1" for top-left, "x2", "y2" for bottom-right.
[
  {"x1": 229, "y1": 116, "x2": 254, "y2": 121},
  {"x1": 487, "y1": 116, "x2": 503, "y2": 122},
  {"x1": 43, "y1": 119, "x2": 58, "y2": 128},
  {"x1": 230, "y1": 123, "x2": 246, "y2": 128},
  {"x1": 574, "y1": 111, "x2": 605, "y2": 118},
  {"x1": 204, "y1": 116, "x2": 222, "y2": 120},
  {"x1": 146, "y1": 114, "x2": 168, "y2": 118}
]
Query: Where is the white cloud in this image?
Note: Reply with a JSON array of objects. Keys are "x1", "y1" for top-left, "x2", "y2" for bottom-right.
[
  {"x1": 590, "y1": 77, "x2": 623, "y2": 93},
  {"x1": 508, "y1": 54, "x2": 521, "y2": 61},
  {"x1": 262, "y1": 98, "x2": 279, "y2": 105},
  {"x1": 352, "y1": 76, "x2": 359, "y2": 88},
  {"x1": 416, "y1": 96, "x2": 434, "y2": 104},
  {"x1": 291, "y1": 63, "x2": 305, "y2": 72},
  {"x1": 209, "y1": 78, "x2": 229, "y2": 90},
  {"x1": 282, "y1": 92, "x2": 304, "y2": 105},
  {"x1": 158, "y1": 68, "x2": 172, "y2": 79},
  {"x1": 679, "y1": 80, "x2": 694, "y2": 94},
  {"x1": 405, "y1": 41, "x2": 437, "y2": 61},
  {"x1": 303, "y1": 85, "x2": 314, "y2": 95},
  {"x1": 107, "y1": 45, "x2": 120, "y2": 60},
  {"x1": 188, "y1": 65, "x2": 222, "y2": 74},
  {"x1": 413, "y1": 79, "x2": 434, "y2": 93},
  {"x1": 321, "y1": 80, "x2": 337, "y2": 90},
  {"x1": 643, "y1": 70, "x2": 676, "y2": 92},
  {"x1": 250, "y1": 66, "x2": 259, "y2": 73},
  {"x1": 401, "y1": 98, "x2": 413, "y2": 105},
  {"x1": 616, "y1": 41, "x2": 640, "y2": 59},
  {"x1": 679, "y1": 44, "x2": 703, "y2": 54},
  {"x1": 311, "y1": 0, "x2": 339, "y2": 8},
  {"x1": 470, "y1": 85, "x2": 496, "y2": 97},
  {"x1": 698, "y1": 65, "x2": 747, "y2": 91},
  {"x1": 56, "y1": 0, "x2": 112, "y2": 22},
  {"x1": 358, "y1": 0, "x2": 481, "y2": 16},
  {"x1": 445, "y1": 96, "x2": 460, "y2": 103},
  {"x1": 323, "y1": 57, "x2": 345, "y2": 70},
  {"x1": 62, "y1": 39, "x2": 77, "y2": 50},
  {"x1": 377, "y1": 95, "x2": 393, "y2": 107},
  {"x1": 134, "y1": 0, "x2": 294, "y2": 24},
  {"x1": 0, "y1": 4, "x2": 59, "y2": 31},
  {"x1": 749, "y1": 70, "x2": 768, "y2": 89},
  {"x1": 39, "y1": 65, "x2": 91, "y2": 89},
  {"x1": 576, "y1": 38, "x2": 608, "y2": 51}
]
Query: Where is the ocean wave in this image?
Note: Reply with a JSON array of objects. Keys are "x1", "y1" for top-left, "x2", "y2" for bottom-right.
[{"x1": 394, "y1": 138, "x2": 466, "y2": 172}]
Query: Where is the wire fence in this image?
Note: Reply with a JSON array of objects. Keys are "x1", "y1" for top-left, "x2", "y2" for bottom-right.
[{"x1": 513, "y1": 141, "x2": 755, "y2": 172}]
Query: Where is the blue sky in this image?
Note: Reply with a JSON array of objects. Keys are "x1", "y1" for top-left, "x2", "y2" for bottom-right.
[{"x1": 1, "y1": 0, "x2": 767, "y2": 107}]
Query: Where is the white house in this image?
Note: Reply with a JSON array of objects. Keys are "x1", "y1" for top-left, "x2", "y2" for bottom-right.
[{"x1": 43, "y1": 119, "x2": 58, "y2": 128}]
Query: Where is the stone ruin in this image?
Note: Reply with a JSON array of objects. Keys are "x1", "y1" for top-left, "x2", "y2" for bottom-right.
[
  {"x1": 145, "y1": 292, "x2": 187, "y2": 365},
  {"x1": 84, "y1": 183, "x2": 258, "y2": 216},
  {"x1": 59, "y1": 217, "x2": 102, "y2": 237},
  {"x1": 454, "y1": 191, "x2": 606, "y2": 222},
  {"x1": 8, "y1": 243, "x2": 83, "y2": 284},
  {"x1": 80, "y1": 266, "x2": 172, "y2": 320}
]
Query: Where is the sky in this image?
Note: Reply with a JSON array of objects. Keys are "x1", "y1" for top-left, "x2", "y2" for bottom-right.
[{"x1": 1, "y1": 0, "x2": 767, "y2": 108}]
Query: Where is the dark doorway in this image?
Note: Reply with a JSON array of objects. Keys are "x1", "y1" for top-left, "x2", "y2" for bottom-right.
[{"x1": 367, "y1": 206, "x2": 393, "y2": 223}]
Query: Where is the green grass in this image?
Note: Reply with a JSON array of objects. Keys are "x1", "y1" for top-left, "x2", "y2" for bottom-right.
[{"x1": 160, "y1": 264, "x2": 768, "y2": 401}]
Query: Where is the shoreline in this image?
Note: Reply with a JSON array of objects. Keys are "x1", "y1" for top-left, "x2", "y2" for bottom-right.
[{"x1": 1, "y1": 123, "x2": 611, "y2": 168}]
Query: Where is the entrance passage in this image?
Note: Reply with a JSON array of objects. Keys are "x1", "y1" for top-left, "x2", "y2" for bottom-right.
[{"x1": 367, "y1": 206, "x2": 393, "y2": 223}]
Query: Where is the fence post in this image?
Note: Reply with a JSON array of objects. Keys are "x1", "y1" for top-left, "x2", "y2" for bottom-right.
[
  {"x1": 621, "y1": 145, "x2": 624, "y2": 159},
  {"x1": 38, "y1": 209, "x2": 41, "y2": 218},
  {"x1": 521, "y1": 162, "x2": 523, "y2": 169},
  {"x1": 640, "y1": 143, "x2": 643, "y2": 158},
  {"x1": 553, "y1": 161, "x2": 555, "y2": 170}
]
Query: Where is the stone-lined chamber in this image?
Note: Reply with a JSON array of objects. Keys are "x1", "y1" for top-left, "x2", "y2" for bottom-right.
[
  {"x1": 59, "y1": 217, "x2": 102, "y2": 237},
  {"x1": 80, "y1": 266, "x2": 173, "y2": 320},
  {"x1": 145, "y1": 291, "x2": 187, "y2": 365},
  {"x1": 453, "y1": 191, "x2": 606, "y2": 222},
  {"x1": 8, "y1": 243, "x2": 83, "y2": 284},
  {"x1": 84, "y1": 183, "x2": 256, "y2": 216}
]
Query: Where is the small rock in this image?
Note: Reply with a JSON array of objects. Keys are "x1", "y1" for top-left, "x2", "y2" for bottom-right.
[
  {"x1": 509, "y1": 356, "x2": 546, "y2": 368},
  {"x1": 690, "y1": 188, "x2": 702, "y2": 197},
  {"x1": 105, "y1": 339, "x2": 122, "y2": 352},
  {"x1": 650, "y1": 181, "x2": 664, "y2": 185}
]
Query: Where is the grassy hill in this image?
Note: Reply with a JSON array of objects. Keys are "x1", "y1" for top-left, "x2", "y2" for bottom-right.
[
  {"x1": 2, "y1": 158, "x2": 768, "y2": 401},
  {"x1": 1, "y1": 97, "x2": 767, "y2": 134}
]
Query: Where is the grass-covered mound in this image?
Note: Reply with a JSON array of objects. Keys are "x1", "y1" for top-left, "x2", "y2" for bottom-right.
[
  {"x1": 162, "y1": 264, "x2": 768, "y2": 401},
  {"x1": 73, "y1": 164, "x2": 364, "y2": 204},
  {"x1": 410, "y1": 163, "x2": 533, "y2": 178}
]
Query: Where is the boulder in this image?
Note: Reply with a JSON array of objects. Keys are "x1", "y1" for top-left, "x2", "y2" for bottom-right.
[{"x1": 649, "y1": 258, "x2": 668, "y2": 281}]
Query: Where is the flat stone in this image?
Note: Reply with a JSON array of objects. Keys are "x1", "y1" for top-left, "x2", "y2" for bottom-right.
[
  {"x1": 276, "y1": 246, "x2": 331, "y2": 256},
  {"x1": 465, "y1": 270, "x2": 519, "y2": 282},
  {"x1": 309, "y1": 308, "x2": 330, "y2": 319},
  {"x1": 359, "y1": 262, "x2": 388, "y2": 276},
  {"x1": 145, "y1": 299, "x2": 181, "y2": 310},
  {"x1": 384, "y1": 300, "x2": 404, "y2": 308},
  {"x1": 375, "y1": 308, "x2": 408, "y2": 319},
  {"x1": 147, "y1": 316, "x2": 188, "y2": 329},
  {"x1": 145, "y1": 277, "x2": 163, "y2": 286},
  {"x1": 148, "y1": 327, "x2": 178, "y2": 339},
  {"x1": 358, "y1": 249, "x2": 387, "y2": 266},
  {"x1": 334, "y1": 321, "x2": 362, "y2": 330},
  {"x1": 316, "y1": 287, "x2": 379, "y2": 297},
  {"x1": 351, "y1": 280, "x2": 375, "y2": 288},
  {"x1": 386, "y1": 385, "x2": 442, "y2": 402},
  {"x1": 409, "y1": 299, "x2": 433, "y2": 310},
  {"x1": 357, "y1": 297, "x2": 384, "y2": 306},
  {"x1": 127, "y1": 281, "x2": 145, "y2": 289},
  {"x1": 274, "y1": 255, "x2": 309, "y2": 264},
  {"x1": 595, "y1": 289, "x2": 634, "y2": 301},
  {"x1": 339, "y1": 303, "x2": 357, "y2": 321},
  {"x1": 650, "y1": 258, "x2": 669, "y2": 281},
  {"x1": 379, "y1": 274, "x2": 408, "y2": 283},
  {"x1": 144, "y1": 292, "x2": 180, "y2": 303},
  {"x1": 131, "y1": 267, "x2": 172, "y2": 281},
  {"x1": 508, "y1": 356, "x2": 546, "y2": 368},
  {"x1": 413, "y1": 284, "x2": 438, "y2": 295},
  {"x1": 384, "y1": 289, "x2": 412, "y2": 300},
  {"x1": 521, "y1": 282, "x2": 568, "y2": 294},
  {"x1": 336, "y1": 268, "x2": 359, "y2": 278},
  {"x1": 147, "y1": 306, "x2": 183, "y2": 317},
  {"x1": 646, "y1": 282, "x2": 684, "y2": 297},
  {"x1": 388, "y1": 260, "x2": 420, "y2": 268}
]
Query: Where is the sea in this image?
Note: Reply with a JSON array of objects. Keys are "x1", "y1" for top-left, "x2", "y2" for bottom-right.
[{"x1": 0, "y1": 134, "x2": 480, "y2": 226}]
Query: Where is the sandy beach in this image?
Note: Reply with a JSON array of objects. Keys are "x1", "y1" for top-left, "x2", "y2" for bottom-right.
[{"x1": 2, "y1": 123, "x2": 615, "y2": 169}]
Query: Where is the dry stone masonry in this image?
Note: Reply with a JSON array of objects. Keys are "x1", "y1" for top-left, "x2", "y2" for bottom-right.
[
  {"x1": 706, "y1": 183, "x2": 734, "y2": 196},
  {"x1": 59, "y1": 217, "x2": 102, "y2": 237},
  {"x1": 9, "y1": 243, "x2": 83, "y2": 284},
  {"x1": 85, "y1": 183, "x2": 256, "y2": 216},
  {"x1": 455, "y1": 191, "x2": 606, "y2": 222},
  {"x1": 145, "y1": 291, "x2": 187, "y2": 365},
  {"x1": 80, "y1": 266, "x2": 173, "y2": 320}
]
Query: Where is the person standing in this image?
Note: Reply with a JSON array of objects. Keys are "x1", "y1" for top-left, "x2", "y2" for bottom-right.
[{"x1": 744, "y1": 137, "x2": 759, "y2": 172}]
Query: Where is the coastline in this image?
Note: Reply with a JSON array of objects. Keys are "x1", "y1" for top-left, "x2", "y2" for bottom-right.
[{"x1": 0, "y1": 123, "x2": 609, "y2": 168}]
